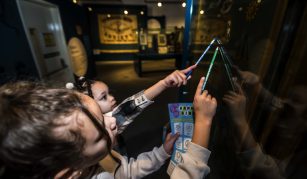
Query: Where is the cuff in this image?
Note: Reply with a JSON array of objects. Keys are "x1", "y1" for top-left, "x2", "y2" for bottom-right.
[
  {"x1": 134, "y1": 90, "x2": 154, "y2": 106},
  {"x1": 157, "y1": 145, "x2": 171, "y2": 160},
  {"x1": 186, "y1": 142, "x2": 211, "y2": 164}
]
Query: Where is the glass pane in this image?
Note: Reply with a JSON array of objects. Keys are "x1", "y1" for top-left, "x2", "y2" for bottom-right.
[{"x1": 182, "y1": 0, "x2": 307, "y2": 178}]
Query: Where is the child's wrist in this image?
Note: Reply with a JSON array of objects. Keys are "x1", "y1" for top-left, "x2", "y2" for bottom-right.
[
  {"x1": 195, "y1": 113, "x2": 213, "y2": 121},
  {"x1": 194, "y1": 118, "x2": 212, "y2": 128},
  {"x1": 159, "y1": 80, "x2": 168, "y2": 89}
]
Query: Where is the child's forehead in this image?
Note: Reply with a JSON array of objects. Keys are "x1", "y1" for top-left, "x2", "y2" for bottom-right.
[{"x1": 93, "y1": 81, "x2": 109, "y2": 90}]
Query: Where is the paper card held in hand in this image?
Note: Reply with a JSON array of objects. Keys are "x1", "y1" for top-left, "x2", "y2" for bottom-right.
[{"x1": 167, "y1": 103, "x2": 194, "y2": 176}]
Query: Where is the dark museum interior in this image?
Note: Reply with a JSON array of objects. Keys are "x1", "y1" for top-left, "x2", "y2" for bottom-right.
[{"x1": 1, "y1": 0, "x2": 307, "y2": 178}]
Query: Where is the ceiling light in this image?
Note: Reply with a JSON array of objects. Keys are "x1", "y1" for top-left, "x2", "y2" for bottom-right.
[
  {"x1": 73, "y1": 0, "x2": 77, "y2": 4},
  {"x1": 88, "y1": 7, "x2": 92, "y2": 11},
  {"x1": 182, "y1": 2, "x2": 186, "y2": 7},
  {"x1": 157, "y1": 2, "x2": 162, "y2": 7},
  {"x1": 124, "y1": 10, "x2": 128, "y2": 15},
  {"x1": 200, "y1": 10, "x2": 204, "y2": 14},
  {"x1": 140, "y1": 11, "x2": 144, "y2": 15}
]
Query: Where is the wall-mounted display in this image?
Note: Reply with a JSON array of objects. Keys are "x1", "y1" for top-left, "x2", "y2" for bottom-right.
[
  {"x1": 68, "y1": 37, "x2": 88, "y2": 76},
  {"x1": 139, "y1": 31, "x2": 147, "y2": 45},
  {"x1": 98, "y1": 14, "x2": 138, "y2": 44},
  {"x1": 43, "y1": 32, "x2": 56, "y2": 47},
  {"x1": 147, "y1": 16, "x2": 166, "y2": 35},
  {"x1": 158, "y1": 34, "x2": 167, "y2": 46}
]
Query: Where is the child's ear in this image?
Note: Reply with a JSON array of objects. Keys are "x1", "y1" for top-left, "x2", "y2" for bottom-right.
[{"x1": 54, "y1": 168, "x2": 82, "y2": 179}]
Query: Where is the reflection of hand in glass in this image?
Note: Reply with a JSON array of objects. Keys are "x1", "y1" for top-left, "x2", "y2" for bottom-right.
[
  {"x1": 223, "y1": 83, "x2": 287, "y2": 179},
  {"x1": 223, "y1": 82, "x2": 257, "y2": 151},
  {"x1": 234, "y1": 66, "x2": 260, "y2": 86},
  {"x1": 223, "y1": 82, "x2": 247, "y2": 121}
]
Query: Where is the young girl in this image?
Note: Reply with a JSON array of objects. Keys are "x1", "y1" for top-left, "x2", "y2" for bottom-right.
[
  {"x1": 66, "y1": 66, "x2": 195, "y2": 175},
  {"x1": 68, "y1": 65, "x2": 196, "y2": 133},
  {"x1": 0, "y1": 77, "x2": 217, "y2": 179}
]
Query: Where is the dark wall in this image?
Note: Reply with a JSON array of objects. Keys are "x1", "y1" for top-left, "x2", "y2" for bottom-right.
[
  {"x1": 227, "y1": 0, "x2": 279, "y2": 72},
  {"x1": 0, "y1": 0, "x2": 39, "y2": 84}
]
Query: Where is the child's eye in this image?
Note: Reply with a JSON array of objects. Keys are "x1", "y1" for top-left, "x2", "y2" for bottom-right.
[{"x1": 100, "y1": 95, "x2": 107, "y2": 101}]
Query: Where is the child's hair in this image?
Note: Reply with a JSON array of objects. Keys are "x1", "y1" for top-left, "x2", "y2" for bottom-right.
[
  {"x1": 0, "y1": 81, "x2": 112, "y2": 178},
  {"x1": 66, "y1": 77, "x2": 122, "y2": 176},
  {"x1": 67, "y1": 76, "x2": 95, "y2": 98}
]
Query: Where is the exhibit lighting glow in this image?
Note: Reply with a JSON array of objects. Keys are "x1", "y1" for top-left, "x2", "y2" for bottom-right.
[
  {"x1": 107, "y1": 14, "x2": 111, "y2": 18},
  {"x1": 140, "y1": 11, "x2": 144, "y2": 15},
  {"x1": 88, "y1": 7, "x2": 92, "y2": 11},
  {"x1": 73, "y1": 0, "x2": 77, "y2": 4},
  {"x1": 200, "y1": 10, "x2": 204, "y2": 14},
  {"x1": 124, "y1": 10, "x2": 128, "y2": 14},
  {"x1": 182, "y1": 2, "x2": 186, "y2": 7},
  {"x1": 157, "y1": 2, "x2": 162, "y2": 7}
]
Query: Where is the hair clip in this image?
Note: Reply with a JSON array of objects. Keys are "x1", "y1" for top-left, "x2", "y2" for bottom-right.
[{"x1": 65, "y1": 82, "x2": 75, "y2": 90}]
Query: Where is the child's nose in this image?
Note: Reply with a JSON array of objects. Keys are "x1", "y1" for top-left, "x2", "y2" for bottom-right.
[{"x1": 110, "y1": 95, "x2": 115, "y2": 101}]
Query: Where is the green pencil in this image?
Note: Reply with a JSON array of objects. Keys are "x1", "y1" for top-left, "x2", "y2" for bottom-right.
[{"x1": 201, "y1": 47, "x2": 219, "y2": 92}]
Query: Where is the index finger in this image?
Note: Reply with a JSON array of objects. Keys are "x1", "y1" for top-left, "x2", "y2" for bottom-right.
[
  {"x1": 181, "y1": 65, "x2": 197, "y2": 74},
  {"x1": 196, "y1": 77, "x2": 205, "y2": 95},
  {"x1": 234, "y1": 81, "x2": 244, "y2": 95}
]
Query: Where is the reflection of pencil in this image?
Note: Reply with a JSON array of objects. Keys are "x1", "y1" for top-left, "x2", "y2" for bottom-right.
[
  {"x1": 216, "y1": 38, "x2": 234, "y2": 66},
  {"x1": 186, "y1": 38, "x2": 216, "y2": 77},
  {"x1": 201, "y1": 47, "x2": 219, "y2": 92},
  {"x1": 219, "y1": 48, "x2": 236, "y2": 91}
]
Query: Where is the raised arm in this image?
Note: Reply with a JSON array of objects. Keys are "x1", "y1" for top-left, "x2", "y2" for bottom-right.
[
  {"x1": 192, "y1": 77, "x2": 217, "y2": 148},
  {"x1": 171, "y1": 77, "x2": 217, "y2": 179},
  {"x1": 144, "y1": 65, "x2": 196, "y2": 100}
]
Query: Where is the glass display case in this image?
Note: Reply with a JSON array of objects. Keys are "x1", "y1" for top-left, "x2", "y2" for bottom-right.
[{"x1": 180, "y1": 0, "x2": 307, "y2": 178}]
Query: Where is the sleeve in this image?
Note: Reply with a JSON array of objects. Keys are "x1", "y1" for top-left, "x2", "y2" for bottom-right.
[
  {"x1": 237, "y1": 145, "x2": 286, "y2": 179},
  {"x1": 171, "y1": 142, "x2": 211, "y2": 179},
  {"x1": 112, "y1": 90, "x2": 154, "y2": 134},
  {"x1": 258, "y1": 87, "x2": 284, "y2": 111},
  {"x1": 115, "y1": 145, "x2": 170, "y2": 179}
]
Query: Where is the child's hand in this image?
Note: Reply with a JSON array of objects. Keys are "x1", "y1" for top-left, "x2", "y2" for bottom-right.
[
  {"x1": 162, "y1": 65, "x2": 196, "y2": 88},
  {"x1": 163, "y1": 132, "x2": 180, "y2": 155},
  {"x1": 223, "y1": 82, "x2": 247, "y2": 121},
  {"x1": 234, "y1": 66, "x2": 259, "y2": 86},
  {"x1": 193, "y1": 77, "x2": 217, "y2": 121}
]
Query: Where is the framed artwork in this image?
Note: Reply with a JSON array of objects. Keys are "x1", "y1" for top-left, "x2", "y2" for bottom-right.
[
  {"x1": 158, "y1": 34, "x2": 167, "y2": 46},
  {"x1": 98, "y1": 14, "x2": 138, "y2": 44}
]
